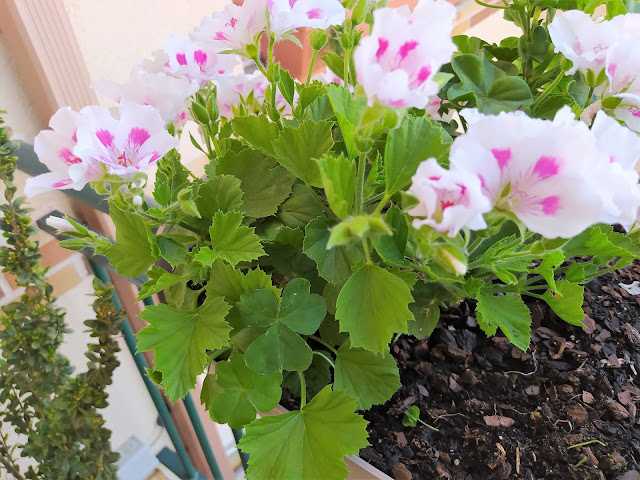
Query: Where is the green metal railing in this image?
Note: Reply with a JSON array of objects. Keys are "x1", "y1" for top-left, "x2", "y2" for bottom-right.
[{"x1": 21, "y1": 138, "x2": 246, "y2": 479}]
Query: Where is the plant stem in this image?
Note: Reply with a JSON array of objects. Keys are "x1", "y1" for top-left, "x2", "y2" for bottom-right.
[
  {"x1": 418, "y1": 418, "x2": 440, "y2": 432},
  {"x1": 0, "y1": 454, "x2": 26, "y2": 480},
  {"x1": 530, "y1": 68, "x2": 566, "y2": 109},
  {"x1": 473, "y1": 0, "x2": 509, "y2": 8},
  {"x1": 362, "y1": 238, "x2": 372, "y2": 264},
  {"x1": 355, "y1": 154, "x2": 367, "y2": 214},
  {"x1": 298, "y1": 372, "x2": 307, "y2": 408},
  {"x1": 372, "y1": 193, "x2": 391, "y2": 215},
  {"x1": 252, "y1": 56, "x2": 268, "y2": 78},
  {"x1": 584, "y1": 86, "x2": 595, "y2": 110},
  {"x1": 313, "y1": 350, "x2": 335, "y2": 369},
  {"x1": 307, "y1": 335, "x2": 338, "y2": 355},
  {"x1": 306, "y1": 49, "x2": 319, "y2": 86}
]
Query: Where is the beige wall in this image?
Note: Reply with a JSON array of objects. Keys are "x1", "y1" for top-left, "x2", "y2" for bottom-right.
[{"x1": 0, "y1": 35, "x2": 40, "y2": 142}]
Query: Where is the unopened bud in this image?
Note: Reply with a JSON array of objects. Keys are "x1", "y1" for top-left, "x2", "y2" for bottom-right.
[
  {"x1": 45, "y1": 216, "x2": 74, "y2": 233},
  {"x1": 435, "y1": 244, "x2": 467, "y2": 276},
  {"x1": 132, "y1": 195, "x2": 143, "y2": 206}
]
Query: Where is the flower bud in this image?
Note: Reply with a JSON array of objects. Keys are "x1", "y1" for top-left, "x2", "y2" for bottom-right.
[
  {"x1": 132, "y1": 195, "x2": 143, "y2": 206},
  {"x1": 309, "y1": 29, "x2": 329, "y2": 51},
  {"x1": 435, "y1": 244, "x2": 467, "y2": 276},
  {"x1": 45, "y1": 216, "x2": 75, "y2": 233}
]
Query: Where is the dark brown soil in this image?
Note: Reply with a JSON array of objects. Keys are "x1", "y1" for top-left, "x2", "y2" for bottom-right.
[{"x1": 360, "y1": 262, "x2": 640, "y2": 480}]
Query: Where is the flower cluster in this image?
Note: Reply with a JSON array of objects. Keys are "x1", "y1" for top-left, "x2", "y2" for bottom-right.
[
  {"x1": 409, "y1": 107, "x2": 640, "y2": 238},
  {"x1": 25, "y1": 105, "x2": 178, "y2": 196},
  {"x1": 354, "y1": 0, "x2": 456, "y2": 109},
  {"x1": 549, "y1": 11, "x2": 640, "y2": 131}
]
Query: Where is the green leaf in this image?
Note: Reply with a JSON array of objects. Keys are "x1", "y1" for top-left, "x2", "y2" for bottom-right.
[
  {"x1": 156, "y1": 236, "x2": 190, "y2": 268},
  {"x1": 137, "y1": 266, "x2": 187, "y2": 301},
  {"x1": 196, "y1": 210, "x2": 265, "y2": 267},
  {"x1": 448, "y1": 54, "x2": 533, "y2": 114},
  {"x1": 245, "y1": 323, "x2": 313, "y2": 374},
  {"x1": 484, "y1": 76, "x2": 534, "y2": 113},
  {"x1": 238, "y1": 386, "x2": 369, "y2": 480},
  {"x1": 334, "y1": 341, "x2": 400, "y2": 410},
  {"x1": 231, "y1": 115, "x2": 279, "y2": 157},
  {"x1": 278, "y1": 68, "x2": 296, "y2": 107},
  {"x1": 236, "y1": 279, "x2": 327, "y2": 373},
  {"x1": 107, "y1": 204, "x2": 159, "y2": 277},
  {"x1": 206, "y1": 260, "x2": 279, "y2": 305},
  {"x1": 217, "y1": 148, "x2": 295, "y2": 218},
  {"x1": 407, "y1": 282, "x2": 443, "y2": 338},
  {"x1": 327, "y1": 84, "x2": 367, "y2": 158},
  {"x1": 371, "y1": 205, "x2": 408, "y2": 265},
  {"x1": 532, "y1": 251, "x2": 565, "y2": 291},
  {"x1": 316, "y1": 154, "x2": 356, "y2": 219},
  {"x1": 272, "y1": 120, "x2": 334, "y2": 187},
  {"x1": 138, "y1": 298, "x2": 232, "y2": 401},
  {"x1": 475, "y1": 292, "x2": 531, "y2": 352},
  {"x1": 336, "y1": 264, "x2": 414, "y2": 352},
  {"x1": 201, "y1": 355, "x2": 282, "y2": 429},
  {"x1": 543, "y1": 280, "x2": 585, "y2": 327},
  {"x1": 193, "y1": 175, "x2": 244, "y2": 229},
  {"x1": 402, "y1": 405, "x2": 421, "y2": 427},
  {"x1": 278, "y1": 183, "x2": 324, "y2": 229},
  {"x1": 303, "y1": 217, "x2": 365, "y2": 285},
  {"x1": 328, "y1": 215, "x2": 393, "y2": 249},
  {"x1": 321, "y1": 53, "x2": 345, "y2": 80},
  {"x1": 385, "y1": 115, "x2": 452, "y2": 195}
]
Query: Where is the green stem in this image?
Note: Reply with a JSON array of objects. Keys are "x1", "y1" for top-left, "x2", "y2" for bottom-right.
[
  {"x1": 355, "y1": 154, "x2": 367, "y2": 214},
  {"x1": 299, "y1": 372, "x2": 307, "y2": 408},
  {"x1": 306, "y1": 49, "x2": 319, "y2": 86},
  {"x1": 473, "y1": 0, "x2": 508, "y2": 7},
  {"x1": 362, "y1": 238, "x2": 372, "y2": 264},
  {"x1": 343, "y1": 49, "x2": 350, "y2": 86},
  {"x1": 313, "y1": 350, "x2": 335, "y2": 369},
  {"x1": 418, "y1": 418, "x2": 440, "y2": 432},
  {"x1": 530, "y1": 68, "x2": 567, "y2": 109},
  {"x1": 364, "y1": 192, "x2": 386, "y2": 206},
  {"x1": 584, "y1": 86, "x2": 595, "y2": 110},
  {"x1": 372, "y1": 193, "x2": 391, "y2": 215},
  {"x1": 307, "y1": 335, "x2": 338, "y2": 355},
  {"x1": 252, "y1": 56, "x2": 268, "y2": 78}
]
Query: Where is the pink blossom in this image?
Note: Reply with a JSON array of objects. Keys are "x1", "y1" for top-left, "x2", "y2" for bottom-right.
[
  {"x1": 74, "y1": 105, "x2": 178, "y2": 180},
  {"x1": 603, "y1": 34, "x2": 640, "y2": 96},
  {"x1": 354, "y1": 0, "x2": 456, "y2": 108},
  {"x1": 548, "y1": 10, "x2": 616, "y2": 76},
  {"x1": 191, "y1": 0, "x2": 268, "y2": 56},
  {"x1": 163, "y1": 36, "x2": 240, "y2": 86},
  {"x1": 425, "y1": 96, "x2": 454, "y2": 123},
  {"x1": 450, "y1": 108, "x2": 605, "y2": 238},
  {"x1": 408, "y1": 158, "x2": 491, "y2": 237},
  {"x1": 25, "y1": 107, "x2": 105, "y2": 197},
  {"x1": 590, "y1": 111, "x2": 640, "y2": 228},
  {"x1": 93, "y1": 64, "x2": 199, "y2": 128},
  {"x1": 45, "y1": 216, "x2": 75, "y2": 233},
  {"x1": 266, "y1": 0, "x2": 345, "y2": 37}
]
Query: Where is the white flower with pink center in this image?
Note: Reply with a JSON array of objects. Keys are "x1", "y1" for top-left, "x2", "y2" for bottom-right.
[
  {"x1": 408, "y1": 158, "x2": 491, "y2": 237},
  {"x1": 25, "y1": 107, "x2": 105, "y2": 198},
  {"x1": 450, "y1": 108, "x2": 605, "y2": 238},
  {"x1": 354, "y1": 0, "x2": 456, "y2": 109},
  {"x1": 191, "y1": 0, "x2": 268, "y2": 56},
  {"x1": 613, "y1": 93, "x2": 640, "y2": 133},
  {"x1": 266, "y1": 0, "x2": 346, "y2": 37},
  {"x1": 548, "y1": 10, "x2": 616, "y2": 76},
  {"x1": 163, "y1": 36, "x2": 240, "y2": 86},
  {"x1": 93, "y1": 64, "x2": 199, "y2": 128},
  {"x1": 74, "y1": 104, "x2": 179, "y2": 180},
  {"x1": 590, "y1": 111, "x2": 640, "y2": 228}
]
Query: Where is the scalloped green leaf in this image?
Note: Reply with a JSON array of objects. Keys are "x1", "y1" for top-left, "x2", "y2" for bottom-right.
[{"x1": 238, "y1": 386, "x2": 369, "y2": 480}]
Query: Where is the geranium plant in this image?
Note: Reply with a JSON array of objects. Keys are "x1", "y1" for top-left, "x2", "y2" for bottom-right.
[{"x1": 27, "y1": 0, "x2": 640, "y2": 477}]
